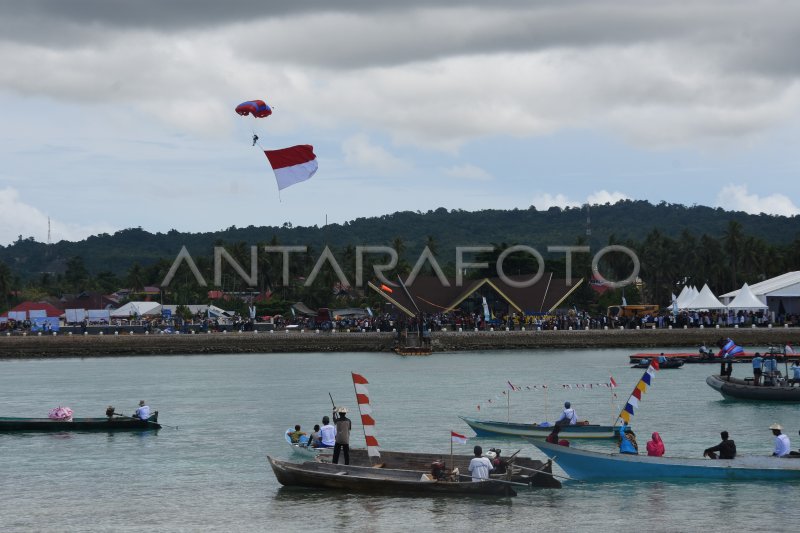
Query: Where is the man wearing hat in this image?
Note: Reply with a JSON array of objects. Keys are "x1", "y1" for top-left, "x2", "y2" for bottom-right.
[
  {"x1": 134, "y1": 400, "x2": 151, "y2": 420},
  {"x1": 770, "y1": 423, "x2": 791, "y2": 457},
  {"x1": 333, "y1": 406, "x2": 352, "y2": 465},
  {"x1": 555, "y1": 401, "x2": 577, "y2": 426}
]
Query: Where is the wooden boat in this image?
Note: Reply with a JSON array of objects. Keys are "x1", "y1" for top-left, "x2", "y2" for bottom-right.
[
  {"x1": 285, "y1": 428, "x2": 333, "y2": 459},
  {"x1": 268, "y1": 456, "x2": 517, "y2": 496},
  {"x1": 631, "y1": 358, "x2": 685, "y2": 369},
  {"x1": 706, "y1": 374, "x2": 800, "y2": 402},
  {"x1": 460, "y1": 416, "x2": 621, "y2": 439},
  {"x1": 329, "y1": 447, "x2": 561, "y2": 488},
  {"x1": 529, "y1": 439, "x2": 800, "y2": 481},
  {"x1": 393, "y1": 346, "x2": 432, "y2": 356},
  {"x1": 0, "y1": 413, "x2": 161, "y2": 432}
]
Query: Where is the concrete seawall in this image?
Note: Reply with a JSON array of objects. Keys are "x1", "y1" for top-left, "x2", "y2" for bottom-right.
[{"x1": 2, "y1": 328, "x2": 799, "y2": 358}]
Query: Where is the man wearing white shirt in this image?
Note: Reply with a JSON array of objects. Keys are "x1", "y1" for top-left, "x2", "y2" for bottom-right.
[
  {"x1": 134, "y1": 400, "x2": 151, "y2": 420},
  {"x1": 319, "y1": 415, "x2": 336, "y2": 448},
  {"x1": 770, "y1": 423, "x2": 791, "y2": 457},
  {"x1": 555, "y1": 401, "x2": 577, "y2": 426},
  {"x1": 468, "y1": 445, "x2": 493, "y2": 481}
]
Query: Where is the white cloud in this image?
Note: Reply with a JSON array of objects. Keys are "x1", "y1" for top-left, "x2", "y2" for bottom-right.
[
  {"x1": 341, "y1": 134, "x2": 411, "y2": 175},
  {"x1": 531, "y1": 193, "x2": 579, "y2": 210},
  {"x1": 0, "y1": 187, "x2": 115, "y2": 245},
  {"x1": 442, "y1": 164, "x2": 493, "y2": 181},
  {"x1": 715, "y1": 184, "x2": 800, "y2": 216},
  {"x1": 587, "y1": 190, "x2": 629, "y2": 205},
  {"x1": 532, "y1": 190, "x2": 629, "y2": 210}
]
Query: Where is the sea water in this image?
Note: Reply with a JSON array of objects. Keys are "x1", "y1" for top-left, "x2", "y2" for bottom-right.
[{"x1": 0, "y1": 349, "x2": 796, "y2": 532}]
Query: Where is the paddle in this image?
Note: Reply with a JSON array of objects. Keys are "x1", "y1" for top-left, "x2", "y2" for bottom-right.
[
  {"x1": 456, "y1": 474, "x2": 528, "y2": 487},
  {"x1": 511, "y1": 463, "x2": 578, "y2": 482}
]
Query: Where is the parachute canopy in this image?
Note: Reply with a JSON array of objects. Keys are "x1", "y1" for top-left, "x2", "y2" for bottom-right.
[{"x1": 236, "y1": 100, "x2": 272, "y2": 118}]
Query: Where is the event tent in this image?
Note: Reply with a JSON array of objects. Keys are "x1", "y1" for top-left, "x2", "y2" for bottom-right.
[
  {"x1": 110, "y1": 301, "x2": 162, "y2": 318},
  {"x1": 725, "y1": 283, "x2": 768, "y2": 310},
  {"x1": 683, "y1": 284, "x2": 726, "y2": 310}
]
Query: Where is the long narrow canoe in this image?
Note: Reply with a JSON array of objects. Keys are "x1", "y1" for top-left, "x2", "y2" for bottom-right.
[
  {"x1": 629, "y1": 352, "x2": 761, "y2": 364},
  {"x1": 706, "y1": 374, "x2": 800, "y2": 402},
  {"x1": 460, "y1": 416, "x2": 621, "y2": 439},
  {"x1": 0, "y1": 414, "x2": 161, "y2": 432},
  {"x1": 339, "y1": 448, "x2": 560, "y2": 488},
  {"x1": 268, "y1": 456, "x2": 517, "y2": 496},
  {"x1": 528, "y1": 439, "x2": 800, "y2": 481}
]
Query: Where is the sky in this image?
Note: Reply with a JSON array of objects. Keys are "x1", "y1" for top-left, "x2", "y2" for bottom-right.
[{"x1": 1, "y1": 0, "x2": 800, "y2": 246}]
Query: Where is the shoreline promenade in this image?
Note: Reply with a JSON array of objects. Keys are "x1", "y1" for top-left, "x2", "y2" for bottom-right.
[{"x1": 2, "y1": 328, "x2": 800, "y2": 359}]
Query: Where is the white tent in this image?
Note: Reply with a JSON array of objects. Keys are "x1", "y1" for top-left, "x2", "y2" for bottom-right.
[
  {"x1": 677, "y1": 286, "x2": 700, "y2": 309},
  {"x1": 726, "y1": 283, "x2": 768, "y2": 310},
  {"x1": 110, "y1": 301, "x2": 162, "y2": 318},
  {"x1": 683, "y1": 284, "x2": 726, "y2": 310}
]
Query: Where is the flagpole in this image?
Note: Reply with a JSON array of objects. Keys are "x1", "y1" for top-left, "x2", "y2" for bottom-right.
[
  {"x1": 544, "y1": 385, "x2": 548, "y2": 423},
  {"x1": 351, "y1": 372, "x2": 371, "y2": 465},
  {"x1": 507, "y1": 390, "x2": 510, "y2": 423},
  {"x1": 450, "y1": 430, "x2": 454, "y2": 474}
]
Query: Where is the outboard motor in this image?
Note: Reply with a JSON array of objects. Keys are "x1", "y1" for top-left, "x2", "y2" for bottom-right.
[{"x1": 431, "y1": 460, "x2": 446, "y2": 480}]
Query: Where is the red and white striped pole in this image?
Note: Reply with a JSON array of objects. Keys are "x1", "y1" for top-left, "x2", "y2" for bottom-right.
[{"x1": 352, "y1": 372, "x2": 380, "y2": 460}]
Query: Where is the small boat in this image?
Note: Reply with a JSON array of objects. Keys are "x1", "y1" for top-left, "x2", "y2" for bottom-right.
[
  {"x1": 529, "y1": 439, "x2": 800, "y2": 481},
  {"x1": 0, "y1": 413, "x2": 161, "y2": 432},
  {"x1": 460, "y1": 416, "x2": 621, "y2": 439},
  {"x1": 631, "y1": 358, "x2": 685, "y2": 369},
  {"x1": 285, "y1": 428, "x2": 333, "y2": 459},
  {"x1": 332, "y1": 447, "x2": 560, "y2": 488},
  {"x1": 267, "y1": 456, "x2": 517, "y2": 496},
  {"x1": 706, "y1": 374, "x2": 800, "y2": 402},
  {"x1": 393, "y1": 346, "x2": 432, "y2": 356}
]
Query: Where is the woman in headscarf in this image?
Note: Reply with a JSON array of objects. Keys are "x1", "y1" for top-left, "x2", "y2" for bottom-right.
[{"x1": 646, "y1": 432, "x2": 665, "y2": 456}]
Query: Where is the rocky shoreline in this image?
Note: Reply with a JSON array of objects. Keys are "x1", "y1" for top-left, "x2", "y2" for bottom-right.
[{"x1": 1, "y1": 328, "x2": 799, "y2": 358}]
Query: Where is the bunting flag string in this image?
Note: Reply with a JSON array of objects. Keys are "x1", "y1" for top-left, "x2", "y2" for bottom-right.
[
  {"x1": 476, "y1": 379, "x2": 616, "y2": 411},
  {"x1": 616, "y1": 361, "x2": 659, "y2": 424},
  {"x1": 352, "y1": 372, "x2": 380, "y2": 458}
]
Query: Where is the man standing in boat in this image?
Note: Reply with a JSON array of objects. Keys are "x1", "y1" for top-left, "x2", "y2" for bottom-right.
[
  {"x1": 752, "y1": 353, "x2": 763, "y2": 386},
  {"x1": 332, "y1": 406, "x2": 351, "y2": 465},
  {"x1": 555, "y1": 401, "x2": 577, "y2": 426},
  {"x1": 468, "y1": 445, "x2": 493, "y2": 481}
]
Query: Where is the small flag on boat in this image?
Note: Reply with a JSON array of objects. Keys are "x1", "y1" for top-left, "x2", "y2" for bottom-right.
[
  {"x1": 352, "y1": 372, "x2": 380, "y2": 458},
  {"x1": 617, "y1": 363, "x2": 659, "y2": 424},
  {"x1": 380, "y1": 284, "x2": 394, "y2": 293},
  {"x1": 451, "y1": 431, "x2": 468, "y2": 444},
  {"x1": 609, "y1": 376, "x2": 617, "y2": 388}
]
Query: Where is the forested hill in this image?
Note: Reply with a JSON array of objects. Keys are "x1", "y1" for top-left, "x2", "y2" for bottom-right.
[{"x1": 1, "y1": 200, "x2": 799, "y2": 279}]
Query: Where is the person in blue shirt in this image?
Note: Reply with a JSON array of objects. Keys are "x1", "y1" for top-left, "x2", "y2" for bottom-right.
[
  {"x1": 790, "y1": 361, "x2": 800, "y2": 387},
  {"x1": 618, "y1": 423, "x2": 639, "y2": 454},
  {"x1": 752, "y1": 353, "x2": 763, "y2": 386},
  {"x1": 657, "y1": 353, "x2": 667, "y2": 364}
]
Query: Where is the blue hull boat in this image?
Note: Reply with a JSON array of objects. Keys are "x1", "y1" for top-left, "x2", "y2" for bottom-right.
[
  {"x1": 460, "y1": 416, "x2": 621, "y2": 439},
  {"x1": 529, "y1": 439, "x2": 800, "y2": 481}
]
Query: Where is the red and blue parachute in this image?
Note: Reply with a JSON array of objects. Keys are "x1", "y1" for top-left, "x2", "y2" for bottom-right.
[
  {"x1": 235, "y1": 100, "x2": 272, "y2": 118},
  {"x1": 717, "y1": 338, "x2": 744, "y2": 359}
]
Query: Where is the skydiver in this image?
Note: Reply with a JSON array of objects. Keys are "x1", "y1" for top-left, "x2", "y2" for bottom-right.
[{"x1": 252, "y1": 134, "x2": 259, "y2": 146}]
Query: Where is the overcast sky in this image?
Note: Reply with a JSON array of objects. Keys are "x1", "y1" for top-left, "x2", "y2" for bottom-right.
[{"x1": 1, "y1": 0, "x2": 799, "y2": 245}]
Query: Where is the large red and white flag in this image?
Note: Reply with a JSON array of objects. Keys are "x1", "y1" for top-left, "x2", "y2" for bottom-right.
[
  {"x1": 451, "y1": 431, "x2": 468, "y2": 444},
  {"x1": 352, "y1": 372, "x2": 380, "y2": 458},
  {"x1": 264, "y1": 145, "x2": 318, "y2": 191}
]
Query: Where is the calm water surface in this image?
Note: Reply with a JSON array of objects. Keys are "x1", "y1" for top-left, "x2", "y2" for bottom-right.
[{"x1": 1, "y1": 349, "x2": 797, "y2": 532}]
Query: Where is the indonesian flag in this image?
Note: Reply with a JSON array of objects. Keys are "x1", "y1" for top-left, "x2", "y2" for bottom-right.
[
  {"x1": 264, "y1": 145, "x2": 318, "y2": 191},
  {"x1": 609, "y1": 376, "x2": 617, "y2": 388},
  {"x1": 451, "y1": 431, "x2": 468, "y2": 444}
]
